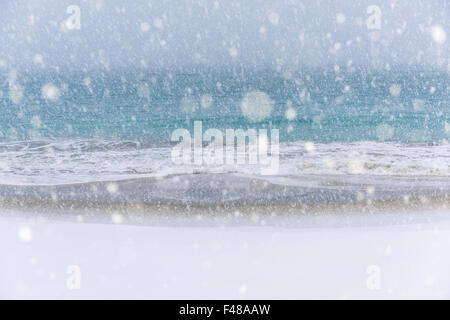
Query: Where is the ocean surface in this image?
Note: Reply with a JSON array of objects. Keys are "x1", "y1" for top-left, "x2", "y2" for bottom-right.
[{"x1": 0, "y1": 69, "x2": 448, "y2": 206}]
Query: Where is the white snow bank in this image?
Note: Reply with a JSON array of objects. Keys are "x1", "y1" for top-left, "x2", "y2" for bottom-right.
[{"x1": 1, "y1": 209, "x2": 450, "y2": 299}]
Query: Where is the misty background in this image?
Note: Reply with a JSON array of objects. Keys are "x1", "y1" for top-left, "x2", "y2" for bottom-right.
[{"x1": 0, "y1": 0, "x2": 448, "y2": 72}]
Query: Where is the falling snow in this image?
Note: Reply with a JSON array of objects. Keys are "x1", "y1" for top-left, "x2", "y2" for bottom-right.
[
  {"x1": 0, "y1": 0, "x2": 448, "y2": 300},
  {"x1": 240, "y1": 90, "x2": 273, "y2": 122}
]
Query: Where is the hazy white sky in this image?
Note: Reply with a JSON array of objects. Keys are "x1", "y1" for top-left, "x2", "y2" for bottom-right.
[{"x1": 0, "y1": 0, "x2": 448, "y2": 71}]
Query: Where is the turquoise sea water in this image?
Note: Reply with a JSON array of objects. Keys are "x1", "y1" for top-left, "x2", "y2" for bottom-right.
[
  {"x1": 0, "y1": 69, "x2": 448, "y2": 144},
  {"x1": 0, "y1": 68, "x2": 449, "y2": 188}
]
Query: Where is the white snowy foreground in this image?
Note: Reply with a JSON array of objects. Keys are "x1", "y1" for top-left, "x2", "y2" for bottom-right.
[{"x1": 1, "y1": 208, "x2": 450, "y2": 299}]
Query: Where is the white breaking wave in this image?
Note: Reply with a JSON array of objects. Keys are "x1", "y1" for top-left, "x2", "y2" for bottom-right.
[
  {"x1": 286, "y1": 141, "x2": 450, "y2": 176},
  {"x1": 0, "y1": 139, "x2": 449, "y2": 185}
]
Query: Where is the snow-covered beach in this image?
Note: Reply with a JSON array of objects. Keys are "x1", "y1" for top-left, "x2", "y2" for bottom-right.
[{"x1": 1, "y1": 193, "x2": 450, "y2": 299}]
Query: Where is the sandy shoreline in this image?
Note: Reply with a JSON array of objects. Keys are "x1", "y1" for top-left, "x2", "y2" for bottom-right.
[
  {"x1": 1, "y1": 173, "x2": 449, "y2": 204},
  {"x1": 0, "y1": 192, "x2": 448, "y2": 228}
]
